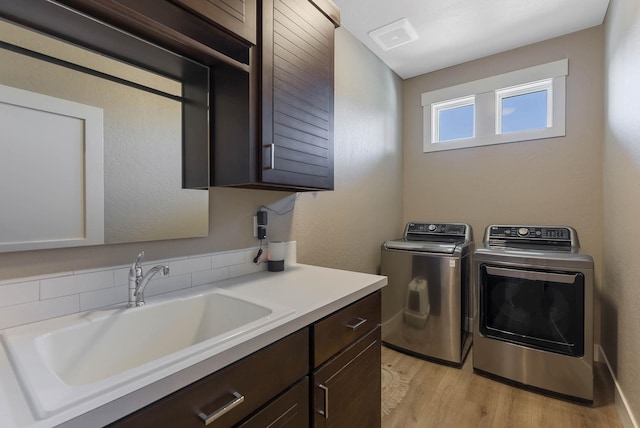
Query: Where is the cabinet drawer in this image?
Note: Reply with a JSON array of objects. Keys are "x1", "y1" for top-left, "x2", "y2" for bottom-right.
[
  {"x1": 312, "y1": 291, "x2": 381, "y2": 367},
  {"x1": 237, "y1": 377, "x2": 309, "y2": 428},
  {"x1": 110, "y1": 328, "x2": 309, "y2": 428}
]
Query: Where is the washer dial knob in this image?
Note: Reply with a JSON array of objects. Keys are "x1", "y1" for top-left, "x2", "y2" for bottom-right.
[{"x1": 518, "y1": 227, "x2": 529, "y2": 236}]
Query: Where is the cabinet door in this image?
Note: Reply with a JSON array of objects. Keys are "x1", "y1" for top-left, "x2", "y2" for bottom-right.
[
  {"x1": 237, "y1": 377, "x2": 309, "y2": 428},
  {"x1": 312, "y1": 327, "x2": 381, "y2": 428},
  {"x1": 170, "y1": 0, "x2": 257, "y2": 44},
  {"x1": 261, "y1": 0, "x2": 335, "y2": 190}
]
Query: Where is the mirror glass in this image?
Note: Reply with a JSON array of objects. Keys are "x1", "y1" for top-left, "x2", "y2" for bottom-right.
[{"x1": 0, "y1": 18, "x2": 209, "y2": 252}]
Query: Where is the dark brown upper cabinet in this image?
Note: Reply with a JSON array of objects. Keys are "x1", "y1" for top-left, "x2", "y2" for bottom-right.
[
  {"x1": 213, "y1": 0, "x2": 340, "y2": 191},
  {"x1": 170, "y1": 0, "x2": 258, "y2": 45},
  {"x1": 10, "y1": 0, "x2": 339, "y2": 192}
]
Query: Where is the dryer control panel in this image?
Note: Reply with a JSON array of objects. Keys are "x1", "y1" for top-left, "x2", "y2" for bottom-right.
[{"x1": 486, "y1": 225, "x2": 576, "y2": 248}]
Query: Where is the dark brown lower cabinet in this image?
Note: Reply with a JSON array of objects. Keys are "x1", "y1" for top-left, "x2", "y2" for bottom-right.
[
  {"x1": 108, "y1": 291, "x2": 381, "y2": 428},
  {"x1": 312, "y1": 327, "x2": 382, "y2": 428}
]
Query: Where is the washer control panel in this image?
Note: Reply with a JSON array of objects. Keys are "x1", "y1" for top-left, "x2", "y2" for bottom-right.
[
  {"x1": 406, "y1": 222, "x2": 467, "y2": 236},
  {"x1": 404, "y1": 222, "x2": 471, "y2": 244}
]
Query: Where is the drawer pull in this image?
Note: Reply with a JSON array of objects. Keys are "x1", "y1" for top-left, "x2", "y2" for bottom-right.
[
  {"x1": 318, "y1": 384, "x2": 329, "y2": 419},
  {"x1": 198, "y1": 391, "x2": 245, "y2": 425},
  {"x1": 346, "y1": 317, "x2": 367, "y2": 331}
]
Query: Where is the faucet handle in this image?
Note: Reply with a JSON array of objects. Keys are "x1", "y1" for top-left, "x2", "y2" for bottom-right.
[
  {"x1": 129, "y1": 251, "x2": 145, "y2": 279},
  {"x1": 134, "y1": 251, "x2": 145, "y2": 267}
]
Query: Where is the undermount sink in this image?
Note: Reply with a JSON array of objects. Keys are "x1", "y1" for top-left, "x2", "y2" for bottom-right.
[{"x1": 1, "y1": 287, "x2": 295, "y2": 419}]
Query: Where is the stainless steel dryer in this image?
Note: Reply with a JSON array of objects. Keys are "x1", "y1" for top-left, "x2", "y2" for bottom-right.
[
  {"x1": 380, "y1": 222, "x2": 473, "y2": 367},
  {"x1": 473, "y1": 225, "x2": 594, "y2": 403}
]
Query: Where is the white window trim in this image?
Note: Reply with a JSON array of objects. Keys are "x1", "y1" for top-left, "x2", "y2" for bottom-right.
[
  {"x1": 421, "y1": 59, "x2": 568, "y2": 153},
  {"x1": 431, "y1": 95, "x2": 475, "y2": 143}
]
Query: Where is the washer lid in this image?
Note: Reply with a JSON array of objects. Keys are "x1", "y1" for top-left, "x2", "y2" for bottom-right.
[{"x1": 384, "y1": 239, "x2": 459, "y2": 254}]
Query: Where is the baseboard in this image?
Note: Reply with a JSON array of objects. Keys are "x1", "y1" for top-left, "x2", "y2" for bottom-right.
[
  {"x1": 596, "y1": 345, "x2": 639, "y2": 428},
  {"x1": 594, "y1": 344, "x2": 604, "y2": 363}
]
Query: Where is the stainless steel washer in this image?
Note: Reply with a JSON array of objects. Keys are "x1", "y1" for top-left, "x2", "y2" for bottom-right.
[
  {"x1": 473, "y1": 225, "x2": 594, "y2": 403},
  {"x1": 380, "y1": 222, "x2": 473, "y2": 367}
]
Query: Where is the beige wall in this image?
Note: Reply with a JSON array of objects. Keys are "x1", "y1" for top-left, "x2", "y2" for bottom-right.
[
  {"x1": 603, "y1": 0, "x2": 640, "y2": 422},
  {"x1": 402, "y1": 27, "x2": 604, "y2": 342},
  {"x1": 0, "y1": 27, "x2": 403, "y2": 280}
]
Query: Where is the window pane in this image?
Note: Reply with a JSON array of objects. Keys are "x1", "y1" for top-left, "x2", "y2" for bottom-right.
[
  {"x1": 438, "y1": 104, "x2": 474, "y2": 142},
  {"x1": 501, "y1": 90, "x2": 548, "y2": 133}
]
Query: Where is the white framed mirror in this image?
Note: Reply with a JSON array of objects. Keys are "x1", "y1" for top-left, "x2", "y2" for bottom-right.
[{"x1": 0, "y1": 14, "x2": 210, "y2": 252}]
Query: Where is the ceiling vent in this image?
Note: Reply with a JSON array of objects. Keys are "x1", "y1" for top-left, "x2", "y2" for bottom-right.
[{"x1": 368, "y1": 18, "x2": 419, "y2": 51}]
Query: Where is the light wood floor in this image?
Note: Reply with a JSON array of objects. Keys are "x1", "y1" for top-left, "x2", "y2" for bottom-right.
[{"x1": 382, "y1": 346, "x2": 623, "y2": 428}]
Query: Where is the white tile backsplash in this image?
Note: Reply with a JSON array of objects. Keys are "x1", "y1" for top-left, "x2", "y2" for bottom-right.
[
  {"x1": 229, "y1": 261, "x2": 267, "y2": 277},
  {"x1": 169, "y1": 256, "x2": 212, "y2": 276},
  {"x1": 80, "y1": 285, "x2": 129, "y2": 312},
  {"x1": 40, "y1": 270, "x2": 114, "y2": 300},
  {"x1": 211, "y1": 251, "x2": 246, "y2": 269},
  {"x1": 191, "y1": 267, "x2": 230, "y2": 287},
  {"x1": 143, "y1": 273, "x2": 192, "y2": 297},
  {"x1": 114, "y1": 266, "x2": 132, "y2": 287},
  {"x1": 0, "y1": 242, "x2": 296, "y2": 331},
  {"x1": 0, "y1": 280, "x2": 39, "y2": 307},
  {"x1": 0, "y1": 295, "x2": 79, "y2": 329}
]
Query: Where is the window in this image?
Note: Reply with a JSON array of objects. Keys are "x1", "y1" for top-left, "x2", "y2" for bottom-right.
[
  {"x1": 421, "y1": 59, "x2": 567, "y2": 153},
  {"x1": 432, "y1": 96, "x2": 475, "y2": 142},
  {"x1": 497, "y1": 79, "x2": 552, "y2": 134}
]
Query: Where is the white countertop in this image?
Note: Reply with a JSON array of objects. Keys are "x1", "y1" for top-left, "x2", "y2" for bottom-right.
[{"x1": 0, "y1": 263, "x2": 386, "y2": 428}]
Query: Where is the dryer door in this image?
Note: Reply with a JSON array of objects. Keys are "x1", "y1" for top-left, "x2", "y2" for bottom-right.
[{"x1": 478, "y1": 264, "x2": 585, "y2": 357}]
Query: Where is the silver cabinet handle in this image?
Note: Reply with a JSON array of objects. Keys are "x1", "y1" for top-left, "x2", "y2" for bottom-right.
[
  {"x1": 346, "y1": 317, "x2": 367, "y2": 330},
  {"x1": 264, "y1": 144, "x2": 275, "y2": 169},
  {"x1": 318, "y1": 384, "x2": 329, "y2": 419},
  {"x1": 198, "y1": 391, "x2": 244, "y2": 425}
]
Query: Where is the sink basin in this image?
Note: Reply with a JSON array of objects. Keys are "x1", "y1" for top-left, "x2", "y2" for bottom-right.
[{"x1": 1, "y1": 288, "x2": 295, "y2": 419}]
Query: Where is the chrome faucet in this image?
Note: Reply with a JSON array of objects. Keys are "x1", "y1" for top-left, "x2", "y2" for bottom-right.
[{"x1": 128, "y1": 251, "x2": 169, "y2": 307}]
